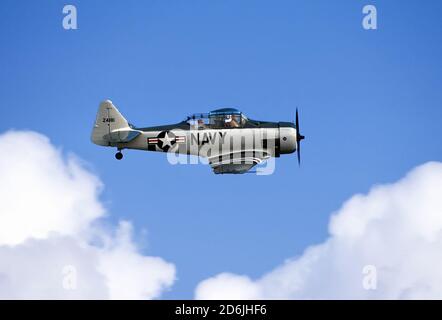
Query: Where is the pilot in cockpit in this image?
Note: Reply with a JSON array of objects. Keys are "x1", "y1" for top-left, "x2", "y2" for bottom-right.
[
  {"x1": 224, "y1": 115, "x2": 239, "y2": 128},
  {"x1": 197, "y1": 119, "x2": 205, "y2": 129}
]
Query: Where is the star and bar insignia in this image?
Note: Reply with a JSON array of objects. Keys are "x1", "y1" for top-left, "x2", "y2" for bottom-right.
[{"x1": 147, "y1": 131, "x2": 186, "y2": 152}]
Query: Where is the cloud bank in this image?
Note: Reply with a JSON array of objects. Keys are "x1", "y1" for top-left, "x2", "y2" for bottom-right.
[
  {"x1": 196, "y1": 161, "x2": 442, "y2": 299},
  {"x1": 0, "y1": 131, "x2": 175, "y2": 299}
]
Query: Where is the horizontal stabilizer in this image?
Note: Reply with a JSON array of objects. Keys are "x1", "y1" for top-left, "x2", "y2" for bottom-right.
[{"x1": 103, "y1": 129, "x2": 140, "y2": 143}]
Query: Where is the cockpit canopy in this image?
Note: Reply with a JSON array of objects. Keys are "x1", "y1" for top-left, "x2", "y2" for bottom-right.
[{"x1": 186, "y1": 108, "x2": 248, "y2": 129}]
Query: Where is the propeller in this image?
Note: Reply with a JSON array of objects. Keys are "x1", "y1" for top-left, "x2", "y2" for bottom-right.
[{"x1": 295, "y1": 108, "x2": 305, "y2": 166}]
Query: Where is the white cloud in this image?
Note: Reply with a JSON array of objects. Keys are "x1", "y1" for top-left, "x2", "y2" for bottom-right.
[
  {"x1": 196, "y1": 273, "x2": 262, "y2": 300},
  {"x1": 195, "y1": 162, "x2": 442, "y2": 299},
  {"x1": 97, "y1": 221, "x2": 176, "y2": 300},
  {"x1": 0, "y1": 130, "x2": 175, "y2": 299}
]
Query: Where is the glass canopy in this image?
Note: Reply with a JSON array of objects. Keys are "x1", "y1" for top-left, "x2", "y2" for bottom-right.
[{"x1": 186, "y1": 108, "x2": 248, "y2": 129}]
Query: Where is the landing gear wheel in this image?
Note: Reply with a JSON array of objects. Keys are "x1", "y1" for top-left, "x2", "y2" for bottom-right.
[{"x1": 115, "y1": 152, "x2": 123, "y2": 160}]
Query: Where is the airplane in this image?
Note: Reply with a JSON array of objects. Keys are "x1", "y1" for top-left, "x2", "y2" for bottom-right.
[{"x1": 91, "y1": 100, "x2": 305, "y2": 174}]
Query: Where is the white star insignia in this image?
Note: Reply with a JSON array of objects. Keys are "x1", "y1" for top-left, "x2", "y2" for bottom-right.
[{"x1": 160, "y1": 132, "x2": 173, "y2": 148}]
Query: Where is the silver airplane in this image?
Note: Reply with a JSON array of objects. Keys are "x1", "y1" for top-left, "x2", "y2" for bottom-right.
[{"x1": 91, "y1": 100, "x2": 305, "y2": 174}]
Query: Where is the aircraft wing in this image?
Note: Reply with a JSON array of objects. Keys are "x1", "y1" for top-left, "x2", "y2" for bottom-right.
[{"x1": 208, "y1": 150, "x2": 270, "y2": 174}]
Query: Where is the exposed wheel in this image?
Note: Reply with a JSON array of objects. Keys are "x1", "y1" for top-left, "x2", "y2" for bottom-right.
[{"x1": 115, "y1": 152, "x2": 123, "y2": 160}]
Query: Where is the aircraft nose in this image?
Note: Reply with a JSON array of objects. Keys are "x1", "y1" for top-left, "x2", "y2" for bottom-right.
[{"x1": 279, "y1": 125, "x2": 297, "y2": 154}]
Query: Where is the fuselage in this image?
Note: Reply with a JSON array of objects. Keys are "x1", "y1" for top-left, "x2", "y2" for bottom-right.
[{"x1": 115, "y1": 121, "x2": 298, "y2": 159}]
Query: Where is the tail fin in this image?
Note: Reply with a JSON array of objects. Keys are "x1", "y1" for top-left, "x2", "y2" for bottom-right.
[{"x1": 91, "y1": 100, "x2": 139, "y2": 146}]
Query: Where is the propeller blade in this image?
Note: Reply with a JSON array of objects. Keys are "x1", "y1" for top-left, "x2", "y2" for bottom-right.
[
  {"x1": 295, "y1": 108, "x2": 304, "y2": 166},
  {"x1": 297, "y1": 138, "x2": 301, "y2": 165}
]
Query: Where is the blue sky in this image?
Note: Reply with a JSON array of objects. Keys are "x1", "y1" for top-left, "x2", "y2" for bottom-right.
[{"x1": 1, "y1": 0, "x2": 441, "y2": 298}]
